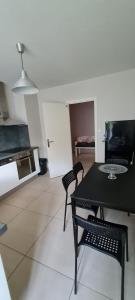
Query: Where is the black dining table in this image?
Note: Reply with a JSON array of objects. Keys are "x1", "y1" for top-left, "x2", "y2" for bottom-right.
[{"x1": 71, "y1": 162, "x2": 135, "y2": 213}]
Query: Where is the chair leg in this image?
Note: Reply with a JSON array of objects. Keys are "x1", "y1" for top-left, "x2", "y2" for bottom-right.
[
  {"x1": 74, "y1": 250, "x2": 77, "y2": 294},
  {"x1": 63, "y1": 194, "x2": 68, "y2": 232},
  {"x1": 82, "y1": 170, "x2": 84, "y2": 180},
  {"x1": 128, "y1": 212, "x2": 130, "y2": 217},
  {"x1": 126, "y1": 231, "x2": 129, "y2": 262},
  {"x1": 100, "y1": 207, "x2": 104, "y2": 220},
  {"x1": 74, "y1": 224, "x2": 78, "y2": 294},
  {"x1": 75, "y1": 178, "x2": 78, "y2": 189},
  {"x1": 121, "y1": 253, "x2": 125, "y2": 300}
]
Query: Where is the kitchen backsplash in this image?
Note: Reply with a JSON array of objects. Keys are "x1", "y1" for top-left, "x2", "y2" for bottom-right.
[{"x1": 0, "y1": 124, "x2": 30, "y2": 152}]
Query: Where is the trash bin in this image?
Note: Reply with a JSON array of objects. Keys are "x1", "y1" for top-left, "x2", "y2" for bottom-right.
[{"x1": 38, "y1": 158, "x2": 47, "y2": 175}]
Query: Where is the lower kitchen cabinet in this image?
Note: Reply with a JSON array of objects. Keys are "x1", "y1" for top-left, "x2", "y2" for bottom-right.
[
  {"x1": 0, "y1": 149, "x2": 40, "y2": 197},
  {"x1": 0, "y1": 161, "x2": 19, "y2": 196}
]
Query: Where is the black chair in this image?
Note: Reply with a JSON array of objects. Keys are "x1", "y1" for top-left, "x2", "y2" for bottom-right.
[
  {"x1": 74, "y1": 161, "x2": 103, "y2": 220},
  {"x1": 73, "y1": 161, "x2": 84, "y2": 187},
  {"x1": 73, "y1": 161, "x2": 104, "y2": 220},
  {"x1": 72, "y1": 199, "x2": 128, "y2": 300},
  {"x1": 62, "y1": 170, "x2": 99, "y2": 231},
  {"x1": 62, "y1": 170, "x2": 76, "y2": 231}
]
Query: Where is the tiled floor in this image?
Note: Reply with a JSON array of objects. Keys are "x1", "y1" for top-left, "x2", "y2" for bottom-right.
[{"x1": 0, "y1": 156, "x2": 135, "y2": 300}]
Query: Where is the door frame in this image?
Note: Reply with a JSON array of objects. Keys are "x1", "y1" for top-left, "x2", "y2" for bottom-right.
[{"x1": 66, "y1": 97, "x2": 97, "y2": 162}]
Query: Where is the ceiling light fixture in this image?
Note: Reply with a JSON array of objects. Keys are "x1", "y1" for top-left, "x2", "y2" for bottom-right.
[{"x1": 12, "y1": 42, "x2": 39, "y2": 95}]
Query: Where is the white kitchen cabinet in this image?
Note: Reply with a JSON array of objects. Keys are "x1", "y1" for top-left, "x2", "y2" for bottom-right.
[
  {"x1": 33, "y1": 148, "x2": 40, "y2": 173},
  {"x1": 0, "y1": 161, "x2": 19, "y2": 196},
  {"x1": 0, "y1": 149, "x2": 40, "y2": 196}
]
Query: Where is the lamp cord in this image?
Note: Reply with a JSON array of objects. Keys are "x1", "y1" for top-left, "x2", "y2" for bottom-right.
[{"x1": 20, "y1": 53, "x2": 24, "y2": 70}]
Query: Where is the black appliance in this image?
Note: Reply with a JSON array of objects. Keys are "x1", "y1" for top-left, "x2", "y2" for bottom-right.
[
  {"x1": 15, "y1": 149, "x2": 36, "y2": 179},
  {"x1": 105, "y1": 120, "x2": 135, "y2": 164}
]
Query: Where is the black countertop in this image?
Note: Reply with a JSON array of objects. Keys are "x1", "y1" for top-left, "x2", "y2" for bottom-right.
[{"x1": 0, "y1": 146, "x2": 38, "y2": 166}]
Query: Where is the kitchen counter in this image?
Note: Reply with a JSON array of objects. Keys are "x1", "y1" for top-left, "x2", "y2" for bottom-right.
[{"x1": 0, "y1": 146, "x2": 38, "y2": 166}]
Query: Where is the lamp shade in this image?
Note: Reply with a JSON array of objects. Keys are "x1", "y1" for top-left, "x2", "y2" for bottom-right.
[{"x1": 12, "y1": 70, "x2": 39, "y2": 95}]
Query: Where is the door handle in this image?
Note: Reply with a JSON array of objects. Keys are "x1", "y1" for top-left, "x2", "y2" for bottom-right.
[{"x1": 47, "y1": 139, "x2": 55, "y2": 148}]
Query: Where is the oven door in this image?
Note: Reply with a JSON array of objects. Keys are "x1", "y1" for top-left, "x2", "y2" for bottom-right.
[{"x1": 16, "y1": 157, "x2": 31, "y2": 179}]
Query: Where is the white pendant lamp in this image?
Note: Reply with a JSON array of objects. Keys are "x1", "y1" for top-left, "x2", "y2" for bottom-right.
[{"x1": 12, "y1": 42, "x2": 39, "y2": 95}]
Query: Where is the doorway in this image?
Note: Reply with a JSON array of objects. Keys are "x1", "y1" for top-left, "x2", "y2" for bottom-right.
[{"x1": 69, "y1": 101, "x2": 95, "y2": 172}]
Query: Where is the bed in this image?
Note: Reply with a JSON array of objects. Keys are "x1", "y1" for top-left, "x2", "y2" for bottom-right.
[{"x1": 74, "y1": 136, "x2": 95, "y2": 156}]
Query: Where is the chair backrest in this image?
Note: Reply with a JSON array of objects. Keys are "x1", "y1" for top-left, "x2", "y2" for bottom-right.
[
  {"x1": 73, "y1": 161, "x2": 84, "y2": 180},
  {"x1": 73, "y1": 214, "x2": 123, "y2": 241},
  {"x1": 62, "y1": 170, "x2": 76, "y2": 192}
]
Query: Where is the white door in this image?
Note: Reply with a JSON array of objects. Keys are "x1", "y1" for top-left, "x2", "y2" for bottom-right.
[
  {"x1": 43, "y1": 102, "x2": 72, "y2": 177},
  {"x1": 0, "y1": 256, "x2": 11, "y2": 300}
]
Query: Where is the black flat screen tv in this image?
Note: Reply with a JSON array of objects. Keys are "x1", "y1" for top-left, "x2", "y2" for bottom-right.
[{"x1": 105, "y1": 120, "x2": 135, "y2": 163}]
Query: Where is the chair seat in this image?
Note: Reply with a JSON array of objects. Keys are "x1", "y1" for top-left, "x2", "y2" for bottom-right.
[{"x1": 78, "y1": 215, "x2": 125, "y2": 265}]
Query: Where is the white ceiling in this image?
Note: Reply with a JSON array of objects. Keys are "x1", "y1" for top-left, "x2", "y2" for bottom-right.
[{"x1": 0, "y1": 0, "x2": 135, "y2": 89}]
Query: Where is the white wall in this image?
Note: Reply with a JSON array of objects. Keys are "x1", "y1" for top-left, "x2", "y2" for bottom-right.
[
  {"x1": 5, "y1": 86, "x2": 27, "y2": 123},
  {"x1": 24, "y1": 95, "x2": 44, "y2": 157},
  {"x1": 5, "y1": 86, "x2": 44, "y2": 157},
  {"x1": 38, "y1": 69, "x2": 135, "y2": 162}
]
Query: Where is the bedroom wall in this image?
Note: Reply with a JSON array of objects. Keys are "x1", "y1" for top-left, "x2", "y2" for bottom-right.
[{"x1": 69, "y1": 101, "x2": 94, "y2": 151}]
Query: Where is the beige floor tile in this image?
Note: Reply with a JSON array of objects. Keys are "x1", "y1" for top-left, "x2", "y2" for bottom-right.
[
  {"x1": 0, "y1": 211, "x2": 51, "y2": 254},
  {"x1": 125, "y1": 255, "x2": 135, "y2": 300},
  {"x1": 70, "y1": 283, "x2": 111, "y2": 300},
  {"x1": 105, "y1": 208, "x2": 135, "y2": 258},
  {"x1": 27, "y1": 217, "x2": 83, "y2": 279},
  {"x1": 8, "y1": 257, "x2": 73, "y2": 300},
  {"x1": 45, "y1": 183, "x2": 65, "y2": 196},
  {"x1": 55, "y1": 202, "x2": 72, "y2": 226},
  {"x1": 55, "y1": 204, "x2": 92, "y2": 226},
  {"x1": 8, "y1": 210, "x2": 51, "y2": 236},
  {"x1": 25, "y1": 175, "x2": 50, "y2": 191},
  {"x1": 0, "y1": 227, "x2": 37, "y2": 254},
  {"x1": 45, "y1": 176, "x2": 69, "y2": 195},
  {"x1": 4, "y1": 187, "x2": 42, "y2": 208},
  {"x1": 0, "y1": 204, "x2": 22, "y2": 223},
  {"x1": 0, "y1": 244, "x2": 24, "y2": 278},
  {"x1": 49, "y1": 175, "x2": 63, "y2": 184},
  {"x1": 27, "y1": 191, "x2": 63, "y2": 217},
  {"x1": 78, "y1": 247, "x2": 121, "y2": 300}
]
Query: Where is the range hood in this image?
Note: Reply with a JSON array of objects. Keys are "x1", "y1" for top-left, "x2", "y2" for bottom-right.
[{"x1": 0, "y1": 82, "x2": 24, "y2": 125}]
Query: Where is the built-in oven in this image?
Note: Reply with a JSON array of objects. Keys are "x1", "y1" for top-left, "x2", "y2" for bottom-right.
[{"x1": 16, "y1": 150, "x2": 35, "y2": 179}]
